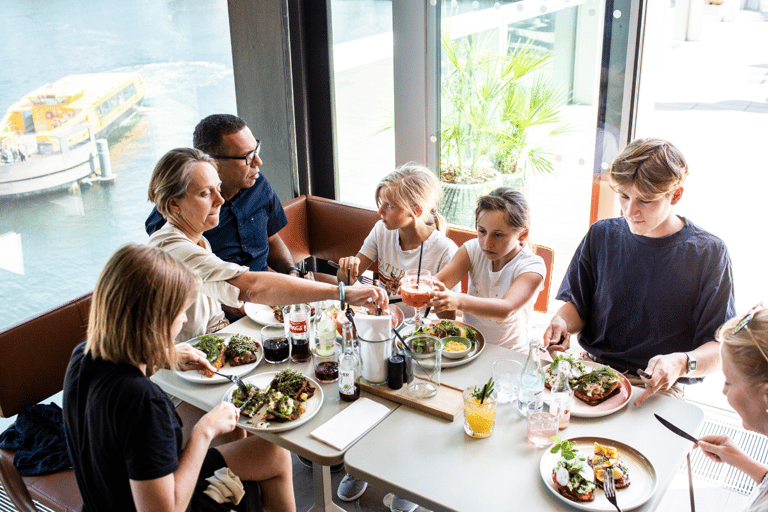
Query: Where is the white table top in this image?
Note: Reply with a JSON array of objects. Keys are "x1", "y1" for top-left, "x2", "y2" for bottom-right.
[
  {"x1": 344, "y1": 344, "x2": 705, "y2": 512},
  {"x1": 151, "y1": 316, "x2": 398, "y2": 466}
]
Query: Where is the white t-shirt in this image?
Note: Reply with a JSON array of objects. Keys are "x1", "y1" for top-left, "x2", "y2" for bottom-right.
[
  {"x1": 147, "y1": 223, "x2": 248, "y2": 341},
  {"x1": 358, "y1": 220, "x2": 459, "y2": 293},
  {"x1": 462, "y1": 240, "x2": 546, "y2": 351}
]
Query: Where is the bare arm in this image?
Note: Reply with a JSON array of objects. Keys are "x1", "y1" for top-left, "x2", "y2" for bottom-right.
[
  {"x1": 434, "y1": 246, "x2": 472, "y2": 291},
  {"x1": 227, "y1": 271, "x2": 387, "y2": 308},
  {"x1": 634, "y1": 340, "x2": 721, "y2": 406},
  {"x1": 336, "y1": 253, "x2": 374, "y2": 284},
  {"x1": 543, "y1": 302, "x2": 586, "y2": 353},
  {"x1": 697, "y1": 435, "x2": 768, "y2": 484},
  {"x1": 266, "y1": 234, "x2": 298, "y2": 276},
  {"x1": 129, "y1": 403, "x2": 238, "y2": 512}
]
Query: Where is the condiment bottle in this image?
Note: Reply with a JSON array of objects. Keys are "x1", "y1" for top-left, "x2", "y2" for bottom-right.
[
  {"x1": 550, "y1": 360, "x2": 572, "y2": 429},
  {"x1": 517, "y1": 338, "x2": 544, "y2": 417},
  {"x1": 339, "y1": 320, "x2": 361, "y2": 401},
  {"x1": 287, "y1": 303, "x2": 310, "y2": 363},
  {"x1": 313, "y1": 301, "x2": 336, "y2": 357}
]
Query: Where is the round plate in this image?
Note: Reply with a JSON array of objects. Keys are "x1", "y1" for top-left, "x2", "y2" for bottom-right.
[
  {"x1": 554, "y1": 361, "x2": 631, "y2": 418},
  {"x1": 398, "y1": 320, "x2": 485, "y2": 368},
  {"x1": 175, "y1": 332, "x2": 263, "y2": 384},
  {"x1": 244, "y1": 303, "x2": 282, "y2": 325},
  {"x1": 223, "y1": 371, "x2": 324, "y2": 433},
  {"x1": 540, "y1": 436, "x2": 657, "y2": 511}
]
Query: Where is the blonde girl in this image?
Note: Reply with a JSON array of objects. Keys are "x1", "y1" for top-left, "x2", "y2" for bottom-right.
[
  {"x1": 337, "y1": 163, "x2": 458, "y2": 295},
  {"x1": 697, "y1": 305, "x2": 768, "y2": 512},
  {"x1": 430, "y1": 187, "x2": 546, "y2": 351}
]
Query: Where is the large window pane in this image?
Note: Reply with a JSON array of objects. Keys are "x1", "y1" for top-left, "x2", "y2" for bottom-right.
[
  {"x1": 0, "y1": 0, "x2": 235, "y2": 329},
  {"x1": 332, "y1": 0, "x2": 396, "y2": 208},
  {"x1": 439, "y1": 0, "x2": 607, "y2": 306}
]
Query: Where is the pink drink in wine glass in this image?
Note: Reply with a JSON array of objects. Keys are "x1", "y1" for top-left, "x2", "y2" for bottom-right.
[{"x1": 400, "y1": 269, "x2": 432, "y2": 325}]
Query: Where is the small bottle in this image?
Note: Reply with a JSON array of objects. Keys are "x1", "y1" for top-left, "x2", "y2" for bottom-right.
[
  {"x1": 339, "y1": 321, "x2": 361, "y2": 401},
  {"x1": 518, "y1": 338, "x2": 545, "y2": 417},
  {"x1": 313, "y1": 301, "x2": 336, "y2": 357},
  {"x1": 550, "y1": 360, "x2": 572, "y2": 429},
  {"x1": 287, "y1": 303, "x2": 310, "y2": 363}
]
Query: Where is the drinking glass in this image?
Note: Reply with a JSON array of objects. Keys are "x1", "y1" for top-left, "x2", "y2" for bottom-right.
[
  {"x1": 404, "y1": 334, "x2": 442, "y2": 398},
  {"x1": 261, "y1": 324, "x2": 289, "y2": 364},
  {"x1": 526, "y1": 412, "x2": 559, "y2": 447},
  {"x1": 463, "y1": 387, "x2": 498, "y2": 438},
  {"x1": 312, "y1": 341, "x2": 341, "y2": 383},
  {"x1": 492, "y1": 359, "x2": 522, "y2": 404},
  {"x1": 400, "y1": 269, "x2": 433, "y2": 326}
]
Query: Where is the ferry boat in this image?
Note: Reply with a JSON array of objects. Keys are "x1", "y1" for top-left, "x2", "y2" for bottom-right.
[{"x1": 0, "y1": 72, "x2": 145, "y2": 198}]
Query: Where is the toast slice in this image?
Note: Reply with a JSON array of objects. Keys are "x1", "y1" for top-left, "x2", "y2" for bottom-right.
[
  {"x1": 573, "y1": 380, "x2": 621, "y2": 406},
  {"x1": 551, "y1": 472, "x2": 595, "y2": 503},
  {"x1": 573, "y1": 366, "x2": 622, "y2": 406},
  {"x1": 226, "y1": 334, "x2": 260, "y2": 366},
  {"x1": 195, "y1": 335, "x2": 226, "y2": 377}
]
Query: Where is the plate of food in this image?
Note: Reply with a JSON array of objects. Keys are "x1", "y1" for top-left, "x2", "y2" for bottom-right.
[
  {"x1": 399, "y1": 320, "x2": 485, "y2": 368},
  {"x1": 545, "y1": 359, "x2": 631, "y2": 418},
  {"x1": 224, "y1": 369, "x2": 324, "y2": 432},
  {"x1": 244, "y1": 303, "x2": 317, "y2": 325},
  {"x1": 176, "y1": 333, "x2": 262, "y2": 384},
  {"x1": 541, "y1": 437, "x2": 657, "y2": 511}
]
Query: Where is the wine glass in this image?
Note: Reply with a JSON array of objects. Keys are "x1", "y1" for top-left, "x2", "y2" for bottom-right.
[{"x1": 399, "y1": 269, "x2": 432, "y2": 326}]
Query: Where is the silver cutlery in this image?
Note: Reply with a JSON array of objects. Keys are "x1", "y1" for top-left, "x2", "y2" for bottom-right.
[
  {"x1": 327, "y1": 260, "x2": 375, "y2": 285},
  {"x1": 604, "y1": 465, "x2": 622, "y2": 512},
  {"x1": 214, "y1": 371, "x2": 249, "y2": 395}
]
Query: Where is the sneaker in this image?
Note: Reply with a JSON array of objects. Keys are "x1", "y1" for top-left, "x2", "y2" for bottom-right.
[
  {"x1": 337, "y1": 473, "x2": 368, "y2": 502},
  {"x1": 383, "y1": 493, "x2": 418, "y2": 512}
]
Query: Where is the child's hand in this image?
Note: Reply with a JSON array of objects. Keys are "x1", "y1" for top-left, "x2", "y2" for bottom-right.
[
  {"x1": 430, "y1": 280, "x2": 461, "y2": 313},
  {"x1": 338, "y1": 256, "x2": 361, "y2": 283}
]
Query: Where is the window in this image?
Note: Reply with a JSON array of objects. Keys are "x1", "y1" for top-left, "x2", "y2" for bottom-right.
[{"x1": 0, "y1": 1, "x2": 236, "y2": 330}]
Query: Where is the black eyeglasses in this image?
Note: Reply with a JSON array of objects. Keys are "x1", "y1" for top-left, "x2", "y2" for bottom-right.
[
  {"x1": 212, "y1": 140, "x2": 261, "y2": 166},
  {"x1": 733, "y1": 301, "x2": 764, "y2": 334}
]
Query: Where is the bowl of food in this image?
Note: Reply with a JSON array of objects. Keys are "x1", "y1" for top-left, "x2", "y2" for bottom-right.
[
  {"x1": 404, "y1": 334, "x2": 441, "y2": 359},
  {"x1": 441, "y1": 336, "x2": 472, "y2": 359}
]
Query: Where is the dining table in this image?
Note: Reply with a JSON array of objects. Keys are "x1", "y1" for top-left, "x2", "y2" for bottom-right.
[
  {"x1": 151, "y1": 314, "x2": 399, "y2": 512},
  {"x1": 344, "y1": 343, "x2": 705, "y2": 512}
]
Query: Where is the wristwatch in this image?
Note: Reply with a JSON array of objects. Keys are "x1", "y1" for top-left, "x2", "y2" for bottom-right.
[
  {"x1": 287, "y1": 266, "x2": 302, "y2": 276},
  {"x1": 685, "y1": 352, "x2": 697, "y2": 374}
]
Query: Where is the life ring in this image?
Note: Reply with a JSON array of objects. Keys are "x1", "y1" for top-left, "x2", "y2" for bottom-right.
[{"x1": 46, "y1": 111, "x2": 53, "y2": 119}]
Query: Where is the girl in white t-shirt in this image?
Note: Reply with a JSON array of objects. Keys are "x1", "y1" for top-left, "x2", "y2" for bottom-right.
[
  {"x1": 431, "y1": 187, "x2": 546, "y2": 351},
  {"x1": 337, "y1": 163, "x2": 458, "y2": 297}
]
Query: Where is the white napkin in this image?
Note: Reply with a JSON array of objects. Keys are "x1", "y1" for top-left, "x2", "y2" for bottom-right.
[
  {"x1": 310, "y1": 398, "x2": 390, "y2": 450},
  {"x1": 354, "y1": 314, "x2": 392, "y2": 341},
  {"x1": 354, "y1": 314, "x2": 393, "y2": 383}
]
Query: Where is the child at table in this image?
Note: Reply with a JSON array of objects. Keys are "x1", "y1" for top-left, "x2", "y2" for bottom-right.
[
  {"x1": 336, "y1": 163, "x2": 458, "y2": 297},
  {"x1": 430, "y1": 187, "x2": 546, "y2": 351}
]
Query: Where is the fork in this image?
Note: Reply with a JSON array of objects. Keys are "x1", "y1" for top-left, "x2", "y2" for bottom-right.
[
  {"x1": 604, "y1": 465, "x2": 622, "y2": 512},
  {"x1": 214, "y1": 371, "x2": 249, "y2": 395},
  {"x1": 326, "y1": 260, "x2": 374, "y2": 284}
]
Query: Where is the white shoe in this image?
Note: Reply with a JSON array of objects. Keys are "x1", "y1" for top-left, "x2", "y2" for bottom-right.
[{"x1": 383, "y1": 493, "x2": 418, "y2": 512}]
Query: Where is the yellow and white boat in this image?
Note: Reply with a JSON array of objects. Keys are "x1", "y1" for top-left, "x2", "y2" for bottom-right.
[{"x1": 0, "y1": 72, "x2": 145, "y2": 198}]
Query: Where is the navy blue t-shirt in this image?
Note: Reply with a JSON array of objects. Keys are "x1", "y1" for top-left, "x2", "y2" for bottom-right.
[
  {"x1": 557, "y1": 217, "x2": 735, "y2": 376},
  {"x1": 146, "y1": 174, "x2": 288, "y2": 272},
  {"x1": 63, "y1": 342, "x2": 182, "y2": 512}
]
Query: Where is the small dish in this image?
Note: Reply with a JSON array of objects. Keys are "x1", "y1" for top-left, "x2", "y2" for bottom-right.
[{"x1": 441, "y1": 336, "x2": 472, "y2": 359}]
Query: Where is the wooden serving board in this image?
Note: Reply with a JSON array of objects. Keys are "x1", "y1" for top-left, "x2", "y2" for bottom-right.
[{"x1": 358, "y1": 378, "x2": 464, "y2": 421}]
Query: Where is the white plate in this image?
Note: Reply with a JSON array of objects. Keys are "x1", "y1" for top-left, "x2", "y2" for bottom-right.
[
  {"x1": 175, "y1": 332, "x2": 262, "y2": 384},
  {"x1": 244, "y1": 303, "x2": 282, "y2": 325},
  {"x1": 540, "y1": 436, "x2": 657, "y2": 511},
  {"x1": 564, "y1": 361, "x2": 632, "y2": 418},
  {"x1": 223, "y1": 371, "x2": 324, "y2": 433}
]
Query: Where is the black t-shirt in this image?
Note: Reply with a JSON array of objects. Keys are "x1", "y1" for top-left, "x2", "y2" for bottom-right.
[{"x1": 63, "y1": 342, "x2": 182, "y2": 512}]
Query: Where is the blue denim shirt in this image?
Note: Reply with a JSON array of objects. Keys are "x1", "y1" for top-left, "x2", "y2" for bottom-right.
[{"x1": 146, "y1": 174, "x2": 287, "y2": 272}]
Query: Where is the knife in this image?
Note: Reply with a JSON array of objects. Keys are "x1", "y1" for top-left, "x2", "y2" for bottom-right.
[{"x1": 654, "y1": 414, "x2": 699, "y2": 444}]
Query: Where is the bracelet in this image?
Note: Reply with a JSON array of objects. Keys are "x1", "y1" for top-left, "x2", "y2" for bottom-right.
[
  {"x1": 288, "y1": 266, "x2": 301, "y2": 276},
  {"x1": 338, "y1": 282, "x2": 345, "y2": 309}
]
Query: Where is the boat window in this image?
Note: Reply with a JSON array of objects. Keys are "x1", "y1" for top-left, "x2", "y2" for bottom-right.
[{"x1": 22, "y1": 111, "x2": 34, "y2": 134}]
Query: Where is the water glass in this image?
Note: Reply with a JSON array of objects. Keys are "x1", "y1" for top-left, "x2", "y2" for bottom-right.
[
  {"x1": 492, "y1": 359, "x2": 522, "y2": 404},
  {"x1": 526, "y1": 412, "x2": 559, "y2": 448},
  {"x1": 463, "y1": 387, "x2": 498, "y2": 438},
  {"x1": 405, "y1": 334, "x2": 442, "y2": 398},
  {"x1": 312, "y1": 341, "x2": 341, "y2": 382}
]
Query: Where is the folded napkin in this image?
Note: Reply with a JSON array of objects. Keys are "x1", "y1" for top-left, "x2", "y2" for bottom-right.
[
  {"x1": 354, "y1": 313, "x2": 392, "y2": 342},
  {"x1": 310, "y1": 398, "x2": 390, "y2": 450}
]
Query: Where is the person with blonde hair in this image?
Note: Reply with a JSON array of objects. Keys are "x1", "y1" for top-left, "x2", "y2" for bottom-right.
[
  {"x1": 697, "y1": 304, "x2": 768, "y2": 511},
  {"x1": 146, "y1": 148, "x2": 387, "y2": 341},
  {"x1": 430, "y1": 187, "x2": 546, "y2": 351},
  {"x1": 543, "y1": 137, "x2": 735, "y2": 405},
  {"x1": 63, "y1": 244, "x2": 296, "y2": 512}
]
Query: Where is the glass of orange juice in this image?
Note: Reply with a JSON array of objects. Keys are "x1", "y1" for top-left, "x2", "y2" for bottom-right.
[{"x1": 462, "y1": 387, "x2": 498, "y2": 438}]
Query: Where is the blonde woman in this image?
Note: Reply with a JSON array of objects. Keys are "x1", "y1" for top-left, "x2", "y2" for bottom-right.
[
  {"x1": 697, "y1": 304, "x2": 768, "y2": 512},
  {"x1": 146, "y1": 148, "x2": 387, "y2": 341},
  {"x1": 63, "y1": 244, "x2": 295, "y2": 512}
]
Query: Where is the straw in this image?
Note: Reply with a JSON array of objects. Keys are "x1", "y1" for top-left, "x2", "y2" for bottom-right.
[{"x1": 416, "y1": 242, "x2": 424, "y2": 286}]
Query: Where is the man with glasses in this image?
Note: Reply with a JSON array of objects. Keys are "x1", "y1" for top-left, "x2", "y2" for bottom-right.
[{"x1": 146, "y1": 114, "x2": 300, "y2": 285}]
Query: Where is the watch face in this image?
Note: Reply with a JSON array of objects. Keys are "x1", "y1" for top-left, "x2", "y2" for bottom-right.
[{"x1": 688, "y1": 358, "x2": 697, "y2": 372}]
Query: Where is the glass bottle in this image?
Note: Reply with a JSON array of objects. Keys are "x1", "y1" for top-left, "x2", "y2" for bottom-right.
[
  {"x1": 339, "y1": 321, "x2": 361, "y2": 402},
  {"x1": 313, "y1": 301, "x2": 336, "y2": 357},
  {"x1": 287, "y1": 303, "x2": 311, "y2": 363},
  {"x1": 517, "y1": 338, "x2": 544, "y2": 417},
  {"x1": 550, "y1": 360, "x2": 572, "y2": 429}
]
